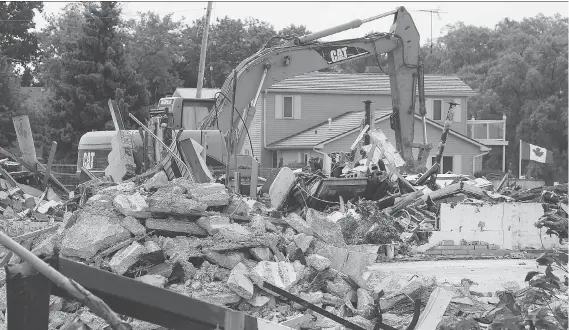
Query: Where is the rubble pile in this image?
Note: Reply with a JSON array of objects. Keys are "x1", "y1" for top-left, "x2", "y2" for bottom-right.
[
  {"x1": 0, "y1": 153, "x2": 567, "y2": 328},
  {"x1": 0, "y1": 170, "x2": 419, "y2": 329}
]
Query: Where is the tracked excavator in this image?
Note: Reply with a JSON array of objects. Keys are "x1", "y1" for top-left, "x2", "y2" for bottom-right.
[{"x1": 77, "y1": 6, "x2": 431, "y2": 180}]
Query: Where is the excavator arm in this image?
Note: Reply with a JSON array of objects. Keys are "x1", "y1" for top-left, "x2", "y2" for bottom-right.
[{"x1": 200, "y1": 7, "x2": 427, "y2": 172}]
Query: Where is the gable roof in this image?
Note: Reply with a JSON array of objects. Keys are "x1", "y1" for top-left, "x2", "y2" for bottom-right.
[
  {"x1": 267, "y1": 109, "x2": 392, "y2": 149},
  {"x1": 173, "y1": 88, "x2": 220, "y2": 99},
  {"x1": 267, "y1": 72, "x2": 476, "y2": 97},
  {"x1": 267, "y1": 109, "x2": 490, "y2": 152}
]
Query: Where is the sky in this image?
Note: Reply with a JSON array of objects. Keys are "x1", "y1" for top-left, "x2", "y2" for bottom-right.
[{"x1": 35, "y1": 1, "x2": 568, "y2": 44}]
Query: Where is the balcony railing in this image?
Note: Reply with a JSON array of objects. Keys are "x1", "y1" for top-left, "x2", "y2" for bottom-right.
[{"x1": 466, "y1": 116, "x2": 508, "y2": 146}]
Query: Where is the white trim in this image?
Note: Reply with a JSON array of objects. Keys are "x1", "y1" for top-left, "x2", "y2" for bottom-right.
[
  {"x1": 283, "y1": 95, "x2": 294, "y2": 118},
  {"x1": 473, "y1": 151, "x2": 489, "y2": 174},
  {"x1": 431, "y1": 98, "x2": 443, "y2": 120},
  {"x1": 314, "y1": 113, "x2": 491, "y2": 152},
  {"x1": 266, "y1": 88, "x2": 477, "y2": 97}
]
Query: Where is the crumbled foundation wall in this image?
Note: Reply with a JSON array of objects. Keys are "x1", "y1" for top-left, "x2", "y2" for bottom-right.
[{"x1": 428, "y1": 202, "x2": 563, "y2": 250}]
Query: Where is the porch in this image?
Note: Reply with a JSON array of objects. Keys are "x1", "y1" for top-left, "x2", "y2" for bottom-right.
[{"x1": 467, "y1": 115, "x2": 508, "y2": 172}]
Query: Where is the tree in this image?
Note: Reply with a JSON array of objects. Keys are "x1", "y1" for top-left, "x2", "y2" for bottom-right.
[
  {"x1": 126, "y1": 12, "x2": 186, "y2": 105},
  {"x1": 278, "y1": 24, "x2": 311, "y2": 38},
  {"x1": 421, "y1": 14, "x2": 568, "y2": 182},
  {"x1": 42, "y1": 2, "x2": 149, "y2": 160},
  {"x1": 0, "y1": 1, "x2": 44, "y2": 66},
  {"x1": 0, "y1": 56, "x2": 23, "y2": 146},
  {"x1": 0, "y1": 2, "x2": 43, "y2": 148},
  {"x1": 177, "y1": 16, "x2": 277, "y2": 88}
]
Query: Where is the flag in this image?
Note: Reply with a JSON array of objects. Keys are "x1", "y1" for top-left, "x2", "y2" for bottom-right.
[{"x1": 520, "y1": 140, "x2": 553, "y2": 164}]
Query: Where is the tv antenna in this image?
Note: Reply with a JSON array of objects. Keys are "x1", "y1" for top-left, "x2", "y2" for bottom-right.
[{"x1": 415, "y1": 8, "x2": 447, "y2": 53}]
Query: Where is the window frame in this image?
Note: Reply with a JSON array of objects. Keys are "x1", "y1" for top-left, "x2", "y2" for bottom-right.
[
  {"x1": 432, "y1": 99, "x2": 443, "y2": 121},
  {"x1": 283, "y1": 96, "x2": 294, "y2": 119},
  {"x1": 431, "y1": 155, "x2": 454, "y2": 173}
]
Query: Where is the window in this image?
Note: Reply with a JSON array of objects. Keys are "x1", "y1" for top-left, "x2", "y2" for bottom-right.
[
  {"x1": 433, "y1": 100, "x2": 442, "y2": 120},
  {"x1": 431, "y1": 156, "x2": 454, "y2": 173},
  {"x1": 272, "y1": 152, "x2": 278, "y2": 167},
  {"x1": 304, "y1": 153, "x2": 309, "y2": 165},
  {"x1": 283, "y1": 96, "x2": 293, "y2": 118}
]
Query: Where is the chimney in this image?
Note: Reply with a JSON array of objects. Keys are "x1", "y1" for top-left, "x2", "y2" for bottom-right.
[{"x1": 328, "y1": 118, "x2": 332, "y2": 130}]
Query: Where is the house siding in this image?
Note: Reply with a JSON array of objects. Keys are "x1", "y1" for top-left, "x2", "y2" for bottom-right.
[
  {"x1": 278, "y1": 149, "x2": 317, "y2": 167},
  {"x1": 321, "y1": 117, "x2": 483, "y2": 175},
  {"x1": 265, "y1": 92, "x2": 392, "y2": 146},
  {"x1": 241, "y1": 99, "x2": 262, "y2": 161},
  {"x1": 419, "y1": 96, "x2": 467, "y2": 135}
]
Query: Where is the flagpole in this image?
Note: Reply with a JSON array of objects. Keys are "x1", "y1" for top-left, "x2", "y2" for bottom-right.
[{"x1": 519, "y1": 139, "x2": 522, "y2": 179}]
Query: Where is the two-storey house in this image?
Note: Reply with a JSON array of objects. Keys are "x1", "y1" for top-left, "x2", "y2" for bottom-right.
[{"x1": 240, "y1": 72, "x2": 508, "y2": 175}]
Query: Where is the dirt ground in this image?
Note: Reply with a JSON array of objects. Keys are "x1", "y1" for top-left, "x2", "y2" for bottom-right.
[{"x1": 368, "y1": 258, "x2": 548, "y2": 294}]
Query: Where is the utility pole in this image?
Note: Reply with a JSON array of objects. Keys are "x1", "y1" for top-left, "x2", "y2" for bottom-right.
[{"x1": 196, "y1": 1, "x2": 213, "y2": 99}]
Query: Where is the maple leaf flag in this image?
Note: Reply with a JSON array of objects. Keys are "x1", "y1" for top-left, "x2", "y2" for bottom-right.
[{"x1": 520, "y1": 140, "x2": 553, "y2": 164}]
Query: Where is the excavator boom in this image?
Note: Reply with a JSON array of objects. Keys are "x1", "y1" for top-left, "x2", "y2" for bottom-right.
[{"x1": 199, "y1": 6, "x2": 426, "y2": 172}]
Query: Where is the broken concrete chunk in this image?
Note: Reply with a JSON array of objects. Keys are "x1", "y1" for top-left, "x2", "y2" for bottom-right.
[
  {"x1": 250, "y1": 247, "x2": 273, "y2": 261},
  {"x1": 250, "y1": 215, "x2": 267, "y2": 233},
  {"x1": 146, "y1": 218, "x2": 208, "y2": 236},
  {"x1": 174, "y1": 259, "x2": 196, "y2": 281},
  {"x1": 148, "y1": 192, "x2": 207, "y2": 213},
  {"x1": 135, "y1": 274, "x2": 167, "y2": 288},
  {"x1": 193, "y1": 289, "x2": 241, "y2": 306},
  {"x1": 196, "y1": 215, "x2": 230, "y2": 235},
  {"x1": 109, "y1": 241, "x2": 146, "y2": 275},
  {"x1": 105, "y1": 130, "x2": 136, "y2": 182},
  {"x1": 204, "y1": 251, "x2": 243, "y2": 269},
  {"x1": 143, "y1": 171, "x2": 169, "y2": 191},
  {"x1": 326, "y1": 277, "x2": 352, "y2": 298},
  {"x1": 306, "y1": 254, "x2": 331, "y2": 271},
  {"x1": 226, "y1": 197, "x2": 251, "y2": 216},
  {"x1": 147, "y1": 262, "x2": 174, "y2": 278},
  {"x1": 248, "y1": 294, "x2": 270, "y2": 307},
  {"x1": 251, "y1": 261, "x2": 298, "y2": 291},
  {"x1": 217, "y1": 223, "x2": 252, "y2": 241},
  {"x1": 269, "y1": 167, "x2": 296, "y2": 209},
  {"x1": 61, "y1": 214, "x2": 130, "y2": 259},
  {"x1": 294, "y1": 233, "x2": 314, "y2": 253},
  {"x1": 113, "y1": 192, "x2": 150, "y2": 218},
  {"x1": 314, "y1": 241, "x2": 375, "y2": 289},
  {"x1": 121, "y1": 216, "x2": 146, "y2": 236},
  {"x1": 188, "y1": 183, "x2": 230, "y2": 207},
  {"x1": 294, "y1": 291, "x2": 323, "y2": 309},
  {"x1": 227, "y1": 268, "x2": 254, "y2": 299},
  {"x1": 322, "y1": 292, "x2": 344, "y2": 306},
  {"x1": 284, "y1": 213, "x2": 313, "y2": 235},
  {"x1": 357, "y1": 288, "x2": 376, "y2": 319},
  {"x1": 306, "y1": 208, "x2": 346, "y2": 247},
  {"x1": 163, "y1": 237, "x2": 203, "y2": 260},
  {"x1": 100, "y1": 182, "x2": 137, "y2": 194}
]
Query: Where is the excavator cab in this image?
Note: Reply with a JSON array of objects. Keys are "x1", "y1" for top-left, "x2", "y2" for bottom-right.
[{"x1": 150, "y1": 97, "x2": 216, "y2": 131}]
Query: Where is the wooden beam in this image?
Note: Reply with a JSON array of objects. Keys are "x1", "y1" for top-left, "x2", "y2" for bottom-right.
[
  {"x1": 178, "y1": 138, "x2": 213, "y2": 183},
  {"x1": 0, "y1": 166, "x2": 18, "y2": 188},
  {"x1": 12, "y1": 115, "x2": 38, "y2": 171},
  {"x1": 250, "y1": 160, "x2": 258, "y2": 198},
  {"x1": 108, "y1": 99, "x2": 125, "y2": 131},
  {"x1": 0, "y1": 146, "x2": 69, "y2": 194},
  {"x1": 42, "y1": 141, "x2": 57, "y2": 190}
]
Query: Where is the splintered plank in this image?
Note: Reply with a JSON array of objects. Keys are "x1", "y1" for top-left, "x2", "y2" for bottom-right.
[{"x1": 178, "y1": 138, "x2": 213, "y2": 183}]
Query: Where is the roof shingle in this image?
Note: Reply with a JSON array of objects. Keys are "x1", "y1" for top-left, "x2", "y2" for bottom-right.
[
  {"x1": 267, "y1": 72, "x2": 476, "y2": 96},
  {"x1": 268, "y1": 109, "x2": 391, "y2": 149}
]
